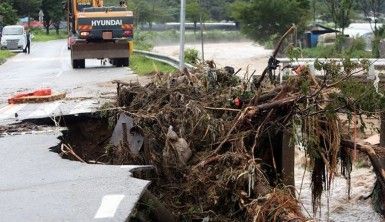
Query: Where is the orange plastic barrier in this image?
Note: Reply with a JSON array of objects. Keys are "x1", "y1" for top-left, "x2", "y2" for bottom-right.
[{"x1": 8, "y1": 88, "x2": 52, "y2": 104}]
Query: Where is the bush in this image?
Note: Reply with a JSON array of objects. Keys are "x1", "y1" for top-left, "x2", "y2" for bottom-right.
[
  {"x1": 184, "y1": 48, "x2": 199, "y2": 64},
  {"x1": 134, "y1": 29, "x2": 155, "y2": 51},
  {"x1": 350, "y1": 37, "x2": 366, "y2": 52},
  {"x1": 31, "y1": 28, "x2": 67, "y2": 42},
  {"x1": 302, "y1": 45, "x2": 337, "y2": 58},
  {"x1": 0, "y1": 50, "x2": 15, "y2": 64},
  {"x1": 302, "y1": 37, "x2": 372, "y2": 58},
  {"x1": 130, "y1": 54, "x2": 176, "y2": 75}
]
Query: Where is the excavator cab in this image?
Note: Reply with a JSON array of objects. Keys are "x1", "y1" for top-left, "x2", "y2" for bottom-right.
[
  {"x1": 66, "y1": 0, "x2": 133, "y2": 69},
  {"x1": 76, "y1": 0, "x2": 93, "y2": 11}
]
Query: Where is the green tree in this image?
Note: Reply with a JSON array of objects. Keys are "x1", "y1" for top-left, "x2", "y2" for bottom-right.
[
  {"x1": 11, "y1": 0, "x2": 42, "y2": 24},
  {"x1": 124, "y1": 0, "x2": 175, "y2": 28},
  {"x1": 131, "y1": 1, "x2": 152, "y2": 27},
  {"x1": 186, "y1": 0, "x2": 208, "y2": 33},
  {"x1": 324, "y1": 0, "x2": 353, "y2": 33},
  {"x1": 49, "y1": 0, "x2": 64, "y2": 34},
  {"x1": 355, "y1": 0, "x2": 385, "y2": 57},
  {"x1": 0, "y1": 2, "x2": 18, "y2": 26},
  {"x1": 42, "y1": 0, "x2": 52, "y2": 34},
  {"x1": 41, "y1": 0, "x2": 64, "y2": 34},
  {"x1": 231, "y1": 0, "x2": 310, "y2": 43}
]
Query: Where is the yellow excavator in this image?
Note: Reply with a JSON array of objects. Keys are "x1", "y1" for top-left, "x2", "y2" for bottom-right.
[{"x1": 66, "y1": 0, "x2": 134, "y2": 68}]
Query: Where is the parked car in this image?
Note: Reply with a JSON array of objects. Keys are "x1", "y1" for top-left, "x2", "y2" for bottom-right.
[{"x1": 0, "y1": 25, "x2": 28, "y2": 51}]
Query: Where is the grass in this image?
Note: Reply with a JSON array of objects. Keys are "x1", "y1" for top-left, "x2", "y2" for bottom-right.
[
  {"x1": 130, "y1": 54, "x2": 177, "y2": 75},
  {"x1": 301, "y1": 37, "x2": 373, "y2": 58},
  {"x1": 0, "y1": 50, "x2": 15, "y2": 64},
  {"x1": 32, "y1": 29, "x2": 67, "y2": 42},
  {"x1": 301, "y1": 45, "x2": 372, "y2": 58}
]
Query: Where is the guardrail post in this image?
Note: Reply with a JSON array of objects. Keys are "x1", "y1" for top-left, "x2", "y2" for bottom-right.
[{"x1": 179, "y1": 0, "x2": 186, "y2": 71}]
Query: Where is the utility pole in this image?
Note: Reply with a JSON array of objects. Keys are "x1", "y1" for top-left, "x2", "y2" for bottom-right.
[
  {"x1": 200, "y1": 16, "x2": 204, "y2": 62},
  {"x1": 199, "y1": 0, "x2": 205, "y2": 62},
  {"x1": 179, "y1": 0, "x2": 186, "y2": 71}
]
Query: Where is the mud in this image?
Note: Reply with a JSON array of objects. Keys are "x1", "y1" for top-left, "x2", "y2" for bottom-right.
[{"x1": 57, "y1": 116, "x2": 113, "y2": 162}]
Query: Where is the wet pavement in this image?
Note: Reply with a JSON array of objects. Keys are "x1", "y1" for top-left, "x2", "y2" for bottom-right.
[
  {"x1": 0, "y1": 40, "x2": 139, "y2": 124},
  {"x1": 0, "y1": 131, "x2": 149, "y2": 221},
  {"x1": 0, "y1": 40, "x2": 149, "y2": 221}
]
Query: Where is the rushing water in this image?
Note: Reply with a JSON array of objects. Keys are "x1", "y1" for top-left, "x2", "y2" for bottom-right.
[{"x1": 295, "y1": 163, "x2": 382, "y2": 222}]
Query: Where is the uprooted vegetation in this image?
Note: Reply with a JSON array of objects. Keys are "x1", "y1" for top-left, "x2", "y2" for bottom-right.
[
  {"x1": 53, "y1": 21, "x2": 385, "y2": 222},
  {"x1": 56, "y1": 51, "x2": 385, "y2": 220}
]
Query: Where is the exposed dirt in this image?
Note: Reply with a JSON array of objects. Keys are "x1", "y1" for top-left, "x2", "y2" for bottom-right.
[
  {"x1": 49, "y1": 115, "x2": 113, "y2": 163},
  {"x1": 0, "y1": 122, "x2": 44, "y2": 135}
]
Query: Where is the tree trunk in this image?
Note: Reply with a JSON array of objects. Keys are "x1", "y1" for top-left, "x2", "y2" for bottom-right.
[
  {"x1": 341, "y1": 139, "x2": 385, "y2": 216},
  {"x1": 55, "y1": 23, "x2": 59, "y2": 35},
  {"x1": 381, "y1": 112, "x2": 385, "y2": 147},
  {"x1": 341, "y1": 140, "x2": 385, "y2": 187},
  {"x1": 28, "y1": 13, "x2": 31, "y2": 28}
]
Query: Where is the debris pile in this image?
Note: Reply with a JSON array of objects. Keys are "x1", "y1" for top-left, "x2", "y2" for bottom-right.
[
  {"x1": 106, "y1": 56, "x2": 377, "y2": 221},
  {"x1": 113, "y1": 67, "x2": 296, "y2": 220},
  {"x1": 60, "y1": 27, "x2": 385, "y2": 220}
]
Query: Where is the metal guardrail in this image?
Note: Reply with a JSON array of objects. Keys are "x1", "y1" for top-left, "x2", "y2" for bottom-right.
[
  {"x1": 278, "y1": 58, "x2": 385, "y2": 72},
  {"x1": 133, "y1": 49, "x2": 194, "y2": 70},
  {"x1": 277, "y1": 58, "x2": 385, "y2": 82}
]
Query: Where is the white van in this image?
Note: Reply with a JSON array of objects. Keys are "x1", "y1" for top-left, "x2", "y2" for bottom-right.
[{"x1": 0, "y1": 25, "x2": 27, "y2": 51}]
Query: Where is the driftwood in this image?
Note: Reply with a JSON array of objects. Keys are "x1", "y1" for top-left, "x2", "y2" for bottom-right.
[
  {"x1": 341, "y1": 139, "x2": 385, "y2": 195},
  {"x1": 255, "y1": 25, "x2": 296, "y2": 88}
]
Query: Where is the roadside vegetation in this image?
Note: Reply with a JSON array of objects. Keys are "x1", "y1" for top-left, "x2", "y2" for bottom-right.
[
  {"x1": 31, "y1": 29, "x2": 67, "y2": 42},
  {"x1": 301, "y1": 37, "x2": 372, "y2": 58},
  {"x1": 0, "y1": 50, "x2": 15, "y2": 64},
  {"x1": 130, "y1": 54, "x2": 176, "y2": 75}
]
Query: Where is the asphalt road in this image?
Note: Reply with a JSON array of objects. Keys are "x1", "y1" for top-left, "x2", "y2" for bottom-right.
[
  {"x1": 0, "y1": 40, "x2": 139, "y2": 124},
  {"x1": 0, "y1": 40, "x2": 149, "y2": 221},
  {"x1": 0, "y1": 131, "x2": 150, "y2": 222}
]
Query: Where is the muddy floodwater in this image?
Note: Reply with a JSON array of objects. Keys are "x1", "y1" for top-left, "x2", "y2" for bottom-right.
[
  {"x1": 153, "y1": 41, "x2": 272, "y2": 75},
  {"x1": 296, "y1": 160, "x2": 382, "y2": 221}
]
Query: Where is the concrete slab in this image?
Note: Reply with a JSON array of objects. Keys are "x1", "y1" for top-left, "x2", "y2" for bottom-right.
[
  {"x1": 0, "y1": 99, "x2": 101, "y2": 125},
  {"x1": 0, "y1": 131, "x2": 149, "y2": 221}
]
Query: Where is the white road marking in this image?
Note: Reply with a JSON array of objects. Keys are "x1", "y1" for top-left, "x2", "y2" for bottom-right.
[
  {"x1": 11, "y1": 57, "x2": 68, "y2": 62},
  {"x1": 27, "y1": 102, "x2": 61, "y2": 118},
  {"x1": 56, "y1": 44, "x2": 68, "y2": 77},
  {"x1": 0, "y1": 105, "x2": 10, "y2": 112},
  {"x1": 94, "y1": 194, "x2": 125, "y2": 219},
  {"x1": 0, "y1": 104, "x2": 26, "y2": 120}
]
